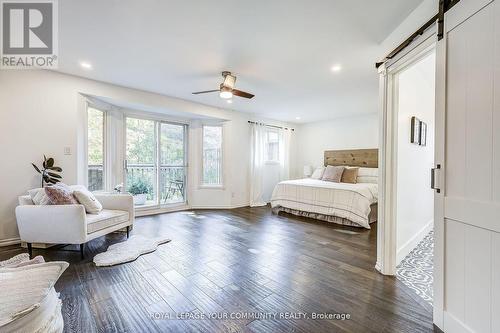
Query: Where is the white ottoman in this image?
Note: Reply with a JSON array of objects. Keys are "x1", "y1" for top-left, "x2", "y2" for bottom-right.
[{"x1": 0, "y1": 260, "x2": 68, "y2": 333}]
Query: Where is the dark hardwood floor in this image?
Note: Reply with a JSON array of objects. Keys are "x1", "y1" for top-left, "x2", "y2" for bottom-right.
[{"x1": 0, "y1": 206, "x2": 436, "y2": 332}]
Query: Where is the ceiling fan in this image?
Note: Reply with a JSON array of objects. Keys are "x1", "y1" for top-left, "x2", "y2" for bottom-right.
[{"x1": 192, "y1": 71, "x2": 254, "y2": 100}]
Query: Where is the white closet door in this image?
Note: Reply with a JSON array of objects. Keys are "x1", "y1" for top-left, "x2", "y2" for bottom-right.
[{"x1": 436, "y1": 0, "x2": 500, "y2": 332}]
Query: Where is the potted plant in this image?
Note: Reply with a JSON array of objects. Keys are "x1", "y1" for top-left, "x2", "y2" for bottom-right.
[
  {"x1": 128, "y1": 179, "x2": 150, "y2": 205},
  {"x1": 32, "y1": 155, "x2": 63, "y2": 187}
]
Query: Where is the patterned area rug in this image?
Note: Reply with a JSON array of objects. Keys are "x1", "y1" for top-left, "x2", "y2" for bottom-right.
[
  {"x1": 93, "y1": 235, "x2": 171, "y2": 267},
  {"x1": 396, "y1": 231, "x2": 434, "y2": 305}
]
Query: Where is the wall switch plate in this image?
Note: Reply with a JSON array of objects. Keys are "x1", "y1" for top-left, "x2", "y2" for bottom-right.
[{"x1": 64, "y1": 147, "x2": 71, "y2": 155}]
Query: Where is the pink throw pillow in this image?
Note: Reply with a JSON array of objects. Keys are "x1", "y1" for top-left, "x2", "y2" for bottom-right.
[{"x1": 44, "y1": 183, "x2": 79, "y2": 205}]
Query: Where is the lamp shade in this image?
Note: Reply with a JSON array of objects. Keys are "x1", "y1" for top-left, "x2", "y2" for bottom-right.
[{"x1": 303, "y1": 165, "x2": 313, "y2": 177}]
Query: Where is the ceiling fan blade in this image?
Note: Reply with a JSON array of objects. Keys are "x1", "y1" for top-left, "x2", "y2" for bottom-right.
[
  {"x1": 192, "y1": 89, "x2": 219, "y2": 95},
  {"x1": 232, "y1": 89, "x2": 254, "y2": 99}
]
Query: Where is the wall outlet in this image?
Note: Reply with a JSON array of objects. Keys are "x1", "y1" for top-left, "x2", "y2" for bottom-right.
[{"x1": 64, "y1": 147, "x2": 71, "y2": 155}]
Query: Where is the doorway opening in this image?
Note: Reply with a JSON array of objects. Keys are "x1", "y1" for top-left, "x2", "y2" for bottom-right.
[
  {"x1": 392, "y1": 50, "x2": 436, "y2": 306},
  {"x1": 376, "y1": 25, "x2": 438, "y2": 306}
]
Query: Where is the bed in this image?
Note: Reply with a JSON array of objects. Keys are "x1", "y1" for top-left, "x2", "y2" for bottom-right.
[{"x1": 270, "y1": 149, "x2": 378, "y2": 229}]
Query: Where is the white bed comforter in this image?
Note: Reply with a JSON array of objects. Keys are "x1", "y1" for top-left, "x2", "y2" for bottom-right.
[{"x1": 270, "y1": 178, "x2": 378, "y2": 228}]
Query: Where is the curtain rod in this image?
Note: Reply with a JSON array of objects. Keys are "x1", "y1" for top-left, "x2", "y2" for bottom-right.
[
  {"x1": 375, "y1": 0, "x2": 460, "y2": 69},
  {"x1": 247, "y1": 121, "x2": 294, "y2": 131}
]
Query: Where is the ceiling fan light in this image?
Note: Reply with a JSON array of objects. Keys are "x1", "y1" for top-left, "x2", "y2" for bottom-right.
[
  {"x1": 219, "y1": 86, "x2": 233, "y2": 99},
  {"x1": 220, "y1": 91, "x2": 233, "y2": 99}
]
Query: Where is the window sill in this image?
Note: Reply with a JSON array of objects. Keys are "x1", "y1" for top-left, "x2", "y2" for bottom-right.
[{"x1": 198, "y1": 184, "x2": 225, "y2": 190}]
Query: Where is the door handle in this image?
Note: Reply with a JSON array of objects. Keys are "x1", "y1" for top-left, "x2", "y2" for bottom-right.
[
  {"x1": 431, "y1": 164, "x2": 441, "y2": 193},
  {"x1": 123, "y1": 160, "x2": 128, "y2": 170}
]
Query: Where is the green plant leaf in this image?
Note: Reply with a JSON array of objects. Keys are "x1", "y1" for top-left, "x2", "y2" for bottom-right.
[
  {"x1": 47, "y1": 172, "x2": 62, "y2": 178},
  {"x1": 31, "y1": 163, "x2": 41, "y2": 174},
  {"x1": 46, "y1": 177, "x2": 57, "y2": 184},
  {"x1": 48, "y1": 166, "x2": 62, "y2": 172},
  {"x1": 46, "y1": 158, "x2": 54, "y2": 168}
]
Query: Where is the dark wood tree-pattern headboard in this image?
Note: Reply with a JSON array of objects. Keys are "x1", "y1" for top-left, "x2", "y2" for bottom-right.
[{"x1": 324, "y1": 149, "x2": 378, "y2": 168}]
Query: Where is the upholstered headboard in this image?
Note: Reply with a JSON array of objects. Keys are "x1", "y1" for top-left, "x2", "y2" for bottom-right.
[{"x1": 324, "y1": 149, "x2": 378, "y2": 168}]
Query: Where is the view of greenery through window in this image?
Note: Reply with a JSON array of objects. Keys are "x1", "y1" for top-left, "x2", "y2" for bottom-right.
[
  {"x1": 203, "y1": 126, "x2": 222, "y2": 185},
  {"x1": 87, "y1": 112, "x2": 187, "y2": 206},
  {"x1": 160, "y1": 123, "x2": 185, "y2": 204},
  {"x1": 87, "y1": 108, "x2": 104, "y2": 191},
  {"x1": 125, "y1": 118, "x2": 186, "y2": 206},
  {"x1": 126, "y1": 118, "x2": 156, "y2": 204}
]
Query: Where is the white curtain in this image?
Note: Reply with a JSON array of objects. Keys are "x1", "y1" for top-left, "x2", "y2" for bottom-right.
[
  {"x1": 279, "y1": 128, "x2": 292, "y2": 181},
  {"x1": 249, "y1": 123, "x2": 267, "y2": 207}
]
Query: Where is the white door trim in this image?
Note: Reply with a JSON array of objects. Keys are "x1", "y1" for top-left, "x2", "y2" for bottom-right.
[{"x1": 377, "y1": 26, "x2": 437, "y2": 276}]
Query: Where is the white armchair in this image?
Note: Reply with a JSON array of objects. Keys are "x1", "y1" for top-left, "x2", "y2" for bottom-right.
[{"x1": 15, "y1": 193, "x2": 134, "y2": 259}]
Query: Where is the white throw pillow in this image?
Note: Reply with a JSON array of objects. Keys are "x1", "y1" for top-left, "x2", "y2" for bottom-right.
[
  {"x1": 73, "y1": 189, "x2": 103, "y2": 214},
  {"x1": 357, "y1": 167, "x2": 379, "y2": 184},
  {"x1": 27, "y1": 188, "x2": 51, "y2": 205},
  {"x1": 311, "y1": 167, "x2": 325, "y2": 179}
]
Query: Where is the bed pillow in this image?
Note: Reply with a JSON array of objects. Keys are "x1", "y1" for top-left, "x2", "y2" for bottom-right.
[
  {"x1": 357, "y1": 167, "x2": 379, "y2": 184},
  {"x1": 44, "y1": 183, "x2": 79, "y2": 205},
  {"x1": 28, "y1": 188, "x2": 52, "y2": 205},
  {"x1": 311, "y1": 167, "x2": 325, "y2": 179},
  {"x1": 341, "y1": 167, "x2": 359, "y2": 184},
  {"x1": 73, "y1": 188, "x2": 103, "y2": 214},
  {"x1": 322, "y1": 166, "x2": 345, "y2": 182}
]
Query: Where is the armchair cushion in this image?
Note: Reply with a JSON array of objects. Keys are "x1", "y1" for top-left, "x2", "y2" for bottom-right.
[{"x1": 86, "y1": 209, "x2": 129, "y2": 234}]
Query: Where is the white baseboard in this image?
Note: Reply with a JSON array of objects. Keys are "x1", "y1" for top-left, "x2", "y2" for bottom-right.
[
  {"x1": 396, "y1": 219, "x2": 433, "y2": 265},
  {"x1": 444, "y1": 312, "x2": 474, "y2": 333},
  {"x1": 189, "y1": 203, "x2": 250, "y2": 210},
  {"x1": 0, "y1": 237, "x2": 21, "y2": 247},
  {"x1": 136, "y1": 203, "x2": 250, "y2": 213},
  {"x1": 135, "y1": 204, "x2": 190, "y2": 217}
]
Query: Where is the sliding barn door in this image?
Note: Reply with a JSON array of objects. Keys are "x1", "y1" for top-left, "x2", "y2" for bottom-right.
[{"x1": 435, "y1": 0, "x2": 500, "y2": 332}]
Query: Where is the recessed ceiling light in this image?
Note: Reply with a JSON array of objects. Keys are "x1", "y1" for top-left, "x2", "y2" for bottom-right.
[
  {"x1": 80, "y1": 62, "x2": 92, "y2": 69},
  {"x1": 331, "y1": 64, "x2": 342, "y2": 72},
  {"x1": 227, "y1": 100, "x2": 233, "y2": 104},
  {"x1": 295, "y1": 117, "x2": 301, "y2": 120}
]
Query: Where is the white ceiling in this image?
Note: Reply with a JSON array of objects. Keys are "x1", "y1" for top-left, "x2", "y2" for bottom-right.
[{"x1": 57, "y1": 0, "x2": 423, "y2": 123}]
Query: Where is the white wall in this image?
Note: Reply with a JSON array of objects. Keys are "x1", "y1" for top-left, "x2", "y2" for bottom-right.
[
  {"x1": 0, "y1": 70, "x2": 293, "y2": 243},
  {"x1": 396, "y1": 51, "x2": 435, "y2": 264},
  {"x1": 293, "y1": 114, "x2": 379, "y2": 177},
  {"x1": 378, "y1": 0, "x2": 439, "y2": 59}
]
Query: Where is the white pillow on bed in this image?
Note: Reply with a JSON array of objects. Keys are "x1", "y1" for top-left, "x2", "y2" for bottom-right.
[
  {"x1": 310, "y1": 167, "x2": 325, "y2": 179},
  {"x1": 357, "y1": 167, "x2": 378, "y2": 184}
]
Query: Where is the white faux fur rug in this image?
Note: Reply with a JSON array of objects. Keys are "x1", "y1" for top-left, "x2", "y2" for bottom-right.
[{"x1": 93, "y1": 235, "x2": 171, "y2": 267}]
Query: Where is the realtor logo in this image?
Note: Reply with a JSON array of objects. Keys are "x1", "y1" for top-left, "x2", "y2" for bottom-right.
[{"x1": 1, "y1": 0, "x2": 58, "y2": 68}]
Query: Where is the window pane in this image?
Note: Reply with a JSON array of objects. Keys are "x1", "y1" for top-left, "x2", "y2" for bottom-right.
[
  {"x1": 160, "y1": 123, "x2": 186, "y2": 204},
  {"x1": 203, "y1": 126, "x2": 222, "y2": 185},
  {"x1": 160, "y1": 123, "x2": 185, "y2": 166},
  {"x1": 126, "y1": 118, "x2": 157, "y2": 206},
  {"x1": 87, "y1": 108, "x2": 104, "y2": 191},
  {"x1": 268, "y1": 131, "x2": 279, "y2": 143},
  {"x1": 266, "y1": 130, "x2": 279, "y2": 161}
]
